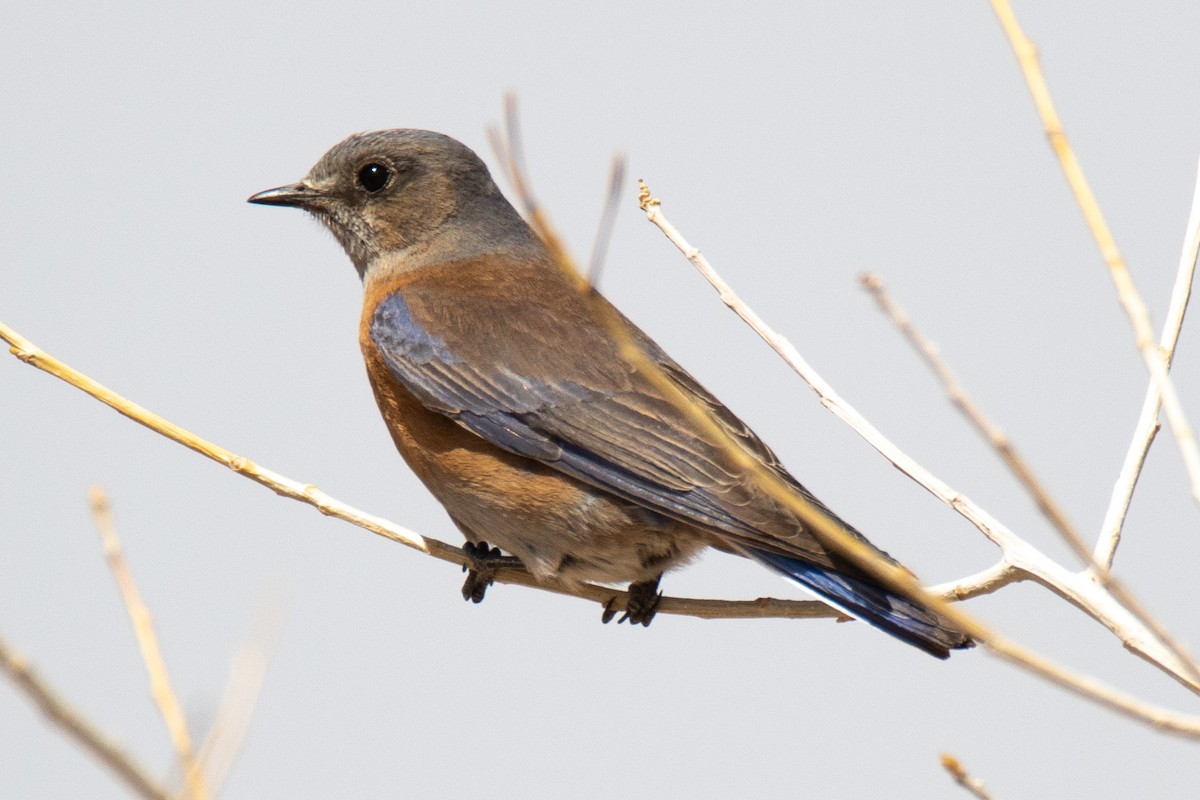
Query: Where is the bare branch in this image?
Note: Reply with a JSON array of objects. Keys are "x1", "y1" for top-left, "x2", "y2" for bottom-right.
[
  {"x1": 493, "y1": 102, "x2": 919, "y2": 638},
  {"x1": 493, "y1": 118, "x2": 1008, "y2": 662},
  {"x1": 859, "y1": 274, "x2": 1200, "y2": 686},
  {"x1": 929, "y1": 562, "x2": 1023, "y2": 602},
  {"x1": 489, "y1": 93, "x2": 578, "y2": 277},
  {"x1": 0, "y1": 633, "x2": 171, "y2": 800},
  {"x1": 941, "y1": 753, "x2": 996, "y2": 800},
  {"x1": 6, "y1": 81, "x2": 1200, "y2": 742},
  {"x1": 89, "y1": 487, "x2": 209, "y2": 800},
  {"x1": 636, "y1": 179, "x2": 1200, "y2": 734},
  {"x1": 860, "y1": 272, "x2": 1092, "y2": 560},
  {"x1": 989, "y1": 0, "x2": 1200, "y2": 508},
  {"x1": 587, "y1": 155, "x2": 627, "y2": 287},
  {"x1": 197, "y1": 601, "x2": 286, "y2": 795},
  {"x1": 1096, "y1": 156, "x2": 1200, "y2": 568}
]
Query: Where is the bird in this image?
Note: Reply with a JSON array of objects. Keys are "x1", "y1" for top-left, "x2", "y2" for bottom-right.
[{"x1": 248, "y1": 128, "x2": 972, "y2": 658}]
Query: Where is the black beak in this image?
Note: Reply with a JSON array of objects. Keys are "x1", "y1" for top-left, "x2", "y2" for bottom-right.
[{"x1": 247, "y1": 182, "x2": 321, "y2": 208}]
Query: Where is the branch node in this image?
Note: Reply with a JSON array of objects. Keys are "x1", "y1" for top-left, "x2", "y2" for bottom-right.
[{"x1": 637, "y1": 178, "x2": 659, "y2": 211}]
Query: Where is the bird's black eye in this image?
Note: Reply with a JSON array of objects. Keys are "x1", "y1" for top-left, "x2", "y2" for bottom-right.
[{"x1": 357, "y1": 163, "x2": 391, "y2": 193}]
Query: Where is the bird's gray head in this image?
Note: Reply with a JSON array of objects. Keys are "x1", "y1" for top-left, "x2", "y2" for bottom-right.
[{"x1": 249, "y1": 129, "x2": 531, "y2": 279}]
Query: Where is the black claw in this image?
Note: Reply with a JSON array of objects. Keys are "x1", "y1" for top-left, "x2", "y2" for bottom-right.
[
  {"x1": 462, "y1": 570, "x2": 491, "y2": 604},
  {"x1": 613, "y1": 576, "x2": 663, "y2": 627},
  {"x1": 601, "y1": 598, "x2": 620, "y2": 624},
  {"x1": 459, "y1": 541, "x2": 522, "y2": 604}
]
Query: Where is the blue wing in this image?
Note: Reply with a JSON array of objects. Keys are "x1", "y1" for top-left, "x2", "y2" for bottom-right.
[{"x1": 370, "y1": 288, "x2": 787, "y2": 541}]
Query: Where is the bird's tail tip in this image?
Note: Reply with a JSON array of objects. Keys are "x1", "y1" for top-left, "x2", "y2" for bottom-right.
[{"x1": 748, "y1": 548, "x2": 973, "y2": 659}]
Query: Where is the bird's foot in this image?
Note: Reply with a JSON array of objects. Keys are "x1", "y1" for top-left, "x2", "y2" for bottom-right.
[
  {"x1": 461, "y1": 541, "x2": 520, "y2": 603},
  {"x1": 602, "y1": 575, "x2": 663, "y2": 626}
]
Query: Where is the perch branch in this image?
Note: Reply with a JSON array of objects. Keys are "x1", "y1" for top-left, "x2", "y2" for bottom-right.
[{"x1": 0, "y1": 320, "x2": 836, "y2": 626}]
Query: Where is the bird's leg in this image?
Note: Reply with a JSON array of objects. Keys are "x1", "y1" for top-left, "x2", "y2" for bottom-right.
[
  {"x1": 461, "y1": 540, "x2": 521, "y2": 603},
  {"x1": 602, "y1": 574, "x2": 664, "y2": 626}
]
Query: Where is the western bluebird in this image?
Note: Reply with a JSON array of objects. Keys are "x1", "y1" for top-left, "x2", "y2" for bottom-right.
[{"x1": 249, "y1": 129, "x2": 971, "y2": 658}]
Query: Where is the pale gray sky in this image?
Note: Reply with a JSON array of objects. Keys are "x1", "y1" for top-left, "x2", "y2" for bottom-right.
[{"x1": 4, "y1": 2, "x2": 1199, "y2": 797}]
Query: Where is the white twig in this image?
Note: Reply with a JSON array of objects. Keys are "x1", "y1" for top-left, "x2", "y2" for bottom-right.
[
  {"x1": 930, "y1": 561, "x2": 1022, "y2": 602},
  {"x1": 638, "y1": 179, "x2": 1200, "y2": 720},
  {"x1": 861, "y1": 273, "x2": 1200, "y2": 686},
  {"x1": 1096, "y1": 156, "x2": 1200, "y2": 569},
  {"x1": 860, "y1": 273, "x2": 1091, "y2": 561},
  {"x1": 990, "y1": 0, "x2": 1200, "y2": 509}
]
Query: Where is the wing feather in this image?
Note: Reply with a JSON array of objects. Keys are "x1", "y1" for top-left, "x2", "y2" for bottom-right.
[{"x1": 369, "y1": 279, "x2": 874, "y2": 568}]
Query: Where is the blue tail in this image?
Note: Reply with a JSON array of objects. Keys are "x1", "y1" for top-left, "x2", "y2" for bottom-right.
[{"x1": 748, "y1": 548, "x2": 971, "y2": 659}]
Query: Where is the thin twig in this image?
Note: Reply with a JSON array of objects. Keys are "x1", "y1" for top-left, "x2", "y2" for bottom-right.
[
  {"x1": 0, "y1": 633, "x2": 171, "y2": 800},
  {"x1": 989, "y1": 0, "x2": 1200, "y2": 508},
  {"x1": 637, "y1": 179, "x2": 1200, "y2": 733},
  {"x1": 860, "y1": 272, "x2": 1092, "y2": 561},
  {"x1": 488, "y1": 94, "x2": 577, "y2": 276},
  {"x1": 5, "y1": 113, "x2": 1200, "y2": 739},
  {"x1": 89, "y1": 487, "x2": 209, "y2": 800},
  {"x1": 929, "y1": 561, "x2": 1022, "y2": 602},
  {"x1": 860, "y1": 274, "x2": 1200, "y2": 686},
  {"x1": 1096, "y1": 156, "x2": 1200, "y2": 569},
  {"x1": 587, "y1": 155, "x2": 627, "y2": 286},
  {"x1": 0, "y1": 320, "x2": 838, "y2": 625},
  {"x1": 941, "y1": 753, "x2": 996, "y2": 800},
  {"x1": 491, "y1": 105, "x2": 991, "y2": 644},
  {"x1": 197, "y1": 600, "x2": 286, "y2": 795},
  {"x1": 485, "y1": 106, "x2": 1200, "y2": 735}
]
